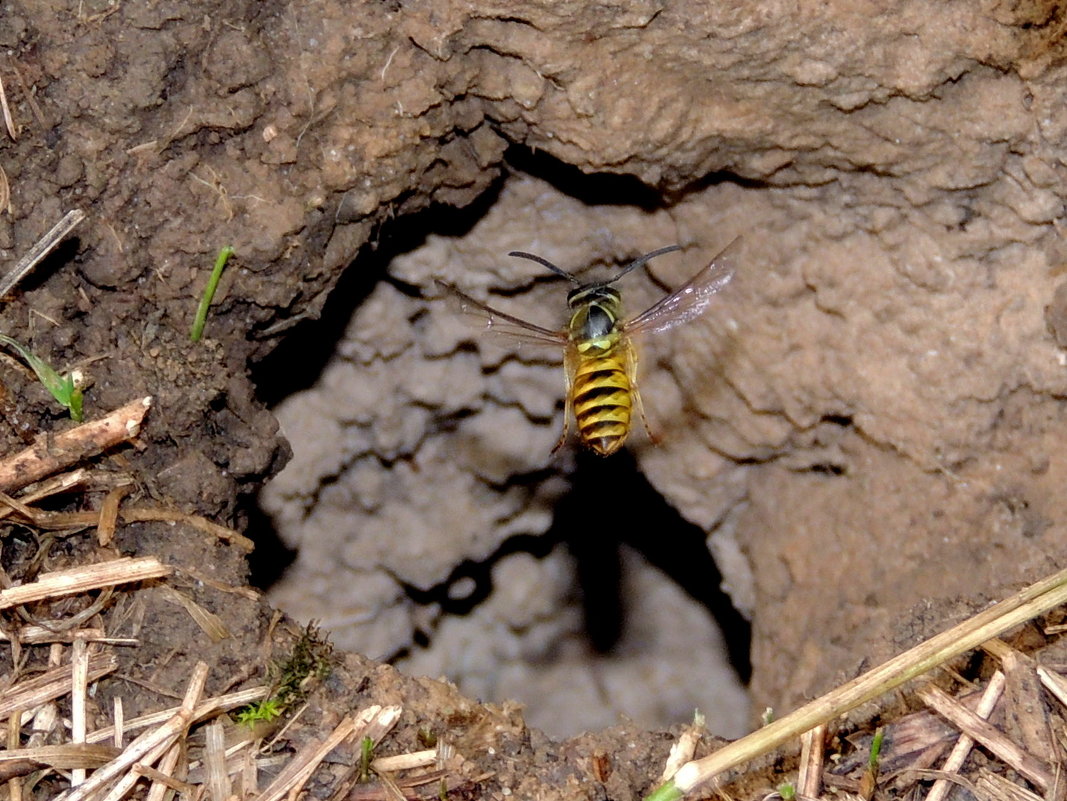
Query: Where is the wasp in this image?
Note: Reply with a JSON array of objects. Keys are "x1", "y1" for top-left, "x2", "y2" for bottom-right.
[{"x1": 436, "y1": 241, "x2": 736, "y2": 456}]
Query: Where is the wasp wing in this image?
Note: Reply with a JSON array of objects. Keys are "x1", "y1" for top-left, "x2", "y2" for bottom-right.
[
  {"x1": 435, "y1": 279, "x2": 568, "y2": 347},
  {"x1": 622, "y1": 238, "x2": 739, "y2": 338}
]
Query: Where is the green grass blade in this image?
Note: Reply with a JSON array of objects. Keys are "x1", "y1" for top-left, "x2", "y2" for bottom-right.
[
  {"x1": 190, "y1": 245, "x2": 235, "y2": 342},
  {"x1": 0, "y1": 334, "x2": 82, "y2": 420}
]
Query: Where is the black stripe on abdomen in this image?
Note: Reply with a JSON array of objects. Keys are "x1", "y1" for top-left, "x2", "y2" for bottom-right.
[{"x1": 572, "y1": 358, "x2": 631, "y2": 456}]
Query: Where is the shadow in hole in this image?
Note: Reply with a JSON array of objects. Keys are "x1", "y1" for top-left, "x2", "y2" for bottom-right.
[
  {"x1": 552, "y1": 449, "x2": 752, "y2": 683},
  {"x1": 241, "y1": 497, "x2": 298, "y2": 590},
  {"x1": 398, "y1": 449, "x2": 751, "y2": 684},
  {"x1": 505, "y1": 144, "x2": 668, "y2": 210},
  {"x1": 246, "y1": 184, "x2": 504, "y2": 589},
  {"x1": 252, "y1": 185, "x2": 502, "y2": 409}
]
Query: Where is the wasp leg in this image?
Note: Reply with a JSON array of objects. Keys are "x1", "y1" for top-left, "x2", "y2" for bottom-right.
[
  {"x1": 552, "y1": 348, "x2": 577, "y2": 454},
  {"x1": 627, "y1": 344, "x2": 659, "y2": 446}
]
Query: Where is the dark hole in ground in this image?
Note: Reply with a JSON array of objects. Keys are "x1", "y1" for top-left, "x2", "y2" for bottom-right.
[
  {"x1": 245, "y1": 181, "x2": 505, "y2": 587},
  {"x1": 558, "y1": 449, "x2": 752, "y2": 682},
  {"x1": 252, "y1": 183, "x2": 503, "y2": 408},
  {"x1": 247, "y1": 145, "x2": 750, "y2": 684},
  {"x1": 394, "y1": 451, "x2": 752, "y2": 684},
  {"x1": 505, "y1": 144, "x2": 668, "y2": 210}
]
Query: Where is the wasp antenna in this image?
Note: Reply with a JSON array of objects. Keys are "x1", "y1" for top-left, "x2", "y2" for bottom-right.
[
  {"x1": 508, "y1": 250, "x2": 582, "y2": 284},
  {"x1": 610, "y1": 244, "x2": 683, "y2": 283}
]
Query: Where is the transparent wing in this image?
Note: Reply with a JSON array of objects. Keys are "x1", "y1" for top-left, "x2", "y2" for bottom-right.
[
  {"x1": 435, "y1": 279, "x2": 568, "y2": 347},
  {"x1": 623, "y1": 238, "x2": 739, "y2": 338}
]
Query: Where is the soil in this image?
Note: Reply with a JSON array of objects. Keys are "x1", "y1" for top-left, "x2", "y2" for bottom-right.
[{"x1": 2, "y1": 0, "x2": 1067, "y2": 799}]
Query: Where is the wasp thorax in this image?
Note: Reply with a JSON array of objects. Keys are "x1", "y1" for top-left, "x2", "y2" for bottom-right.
[
  {"x1": 567, "y1": 286, "x2": 622, "y2": 344},
  {"x1": 582, "y1": 304, "x2": 616, "y2": 339}
]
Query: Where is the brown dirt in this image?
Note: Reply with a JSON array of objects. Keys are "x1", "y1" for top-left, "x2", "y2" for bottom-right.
[{"x1": 2, "y1": 0, "x2": 1067, "y2": 798}]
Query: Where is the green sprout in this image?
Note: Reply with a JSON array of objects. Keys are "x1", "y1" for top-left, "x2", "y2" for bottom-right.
[
  {"x1": 868, "y1": 727, "x2": 884, "y2": 769},
  {"x1": 234, "y1": 698, "x2": 283, "y2": 726},
  {"x1": 777, "y1": 783, "x2": 796, "y2": 800},
  {"x1": 859, "y1": 727, "x2": 885, "y2": 798},
  {"x1": 234, "y1": 622, "x2": 334, "y2": 730},
  {"x1": 359, "y1": 736, "x2": 375, "y2": 781},
  {"x1": 190, "y1": 245, "x2": 235, "y2": 342},
  {"x1": 0, "y1": 334, "x2": 83, "y2": 421},
  {"x1": 644, "y1": 779, "x2": 683, "y2": 801}
]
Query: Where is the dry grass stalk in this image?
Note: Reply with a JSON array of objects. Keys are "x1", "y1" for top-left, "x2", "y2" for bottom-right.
[
  {"x1": 922, "y1": 670, "x2": 1005, "y2": 801},
  {"x1": 0, "y1": 502, "x2": 255, "y2": 551},
  {"x1": 838, "y1": 692, "x2": 970, "y2": 780},
  {"x1": 6, "y1": 711, "x2": 21, "y2": 801},
  {"x1": 111, "y1": 698, "x2": 123, "y2": 749},
  {"x1": 358, "y1": 704, "x2": 403, "y2": 745},
  {"x1": 664, "y1": 562, "x2": 1067, "y2": 798},
  {"x1": 0, "y1": 396, "x2": 150, "y2": 493},
  {"x1": 346, "y1": 769, "x2": 495, "y2": 801},
  {"x1": 0, "y1": 626, "x2": 135, "y2": 645},
  {"x1": 173, "y1": 566, "x2": 259, "y2": 600},
  {"x1": 369, "y1": 748, "x2": 439, "y2": 773},
  {"x1": 797, "y1": 723, "x2": 826, "y2": 799},
  {"x1": 60, "y1": 661, "x2": 209, "y2": 801},
  {"x1": 0, "y1": 70, "x2": 16, "y2": 140},
  {"x1": 255, "y1": 712, "x2": 362, "y2": 801},
  {"x1": 916, "y1": 684, "x2": 1051, "y2": 790},
  {"x1": 137, "y1": 762, "x2": 195, "y2": 799},
  {"x1": 157, "y1": 586, "x2": 231, "y2": 642},
  {"x1": 0, "y1": 163, "x2": 10, "y2": 216},
  {"x1": 0, "y1": 744, "x2": 121, "y2": 781},
  {"x1": 203, "y1": 719, "x2": 229, "y2": 801},
  {"x1": 0, "y1": 208, "x2": 86, "y2": 298},
  {"x1": 25, "y1": 700, "x2": 58, "y2": 748},
  {"x1": 256, "y1": 704, "x2": 402, "y2": 801},
  {"x1": 0, "y1": 556, "x2": 170, "y2": 611},
  {"x1": 981, "y1": 638, "x2": 1055, "y2": 766},
  {"x1": 661, "y1": 715, "x2": 704, "y2": 784},
  {"x1": 0, "y1": 652, "x2": 118, "y2": 721},
  {"x1": 143, "y1": 731, "x2": 190, "y2": 801},
  {"x1": 973, "y1": 768, "x2": 1044, "y2": 801},
  {"x1": 0, "y1": 469, "x2": 93, "y2": 522},
  {"x1": 239, "y1": 745, "x2": 258, "y2": 798},
  {"x1": 85, "y1": 686, "x2": 268, "y2": 746},
  {"x1": 70, "y1": 637, "x2": 89, "y2": 787},
  {"x1": 95, "y1": 485, "x2": 131, "y2": 547},
  {"x1": 1036, "y1": 665, "x2": 1067, "y2": 707},
  {"x1": 118, "y1": 506, "x2": 254, "y2": 551}
]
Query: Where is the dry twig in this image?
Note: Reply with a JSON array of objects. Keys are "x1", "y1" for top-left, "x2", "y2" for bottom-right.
[
  {"x1": 59, "y1": 662, "x2": 209, "y2": 801},
  {"x1": 0, "y1": 209, "x2": 86, "y2": 298},
  {"x1": 0, "y1": 557, "x2": 170, "y2": 611},
  {"x1": 0, "y1": 397, "x2": 151, "y2": 493},
  {"x1": 257, "y1": 705, "x2": 402, "y2": 801},
  {"x1": 917, "y1": 684, "x2": 1051, "y2": 791},
  {"x1": 922, "y1": 671, "x2": 1005, "y2": 801},
  {"x1": 654, "y1": 562, "x2": 1067, "y2": 799},
  {"x1": 0, "y1": 652, "x2": 118, "y2": 722},
  {"x1": 798, "y1": 723, "x2": 826, "y2": 799},
  {"x1": 85, "y1": 686, "x2": 268, "y2": 745},
  {"x1": 0, "y1": 71, "x2": 16, "y2": 141},
  {"x1": 0, "y1": 744, "x2": 120, "y2": 782}
]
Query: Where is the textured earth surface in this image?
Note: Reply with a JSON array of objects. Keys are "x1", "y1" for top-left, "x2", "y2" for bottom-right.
[{"x1": 2, "y1": 0, "x2": 1067, "y2": 798}]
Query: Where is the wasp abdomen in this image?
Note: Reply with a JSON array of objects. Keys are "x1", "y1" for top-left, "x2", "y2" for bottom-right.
[{"x1": 572, "y1": 357, "x2": 632, "y2": 456}]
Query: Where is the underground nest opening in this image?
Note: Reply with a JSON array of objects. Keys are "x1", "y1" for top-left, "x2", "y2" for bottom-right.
[{"x1": 248, "y1": 153, "x2": 753, "y2": 739}]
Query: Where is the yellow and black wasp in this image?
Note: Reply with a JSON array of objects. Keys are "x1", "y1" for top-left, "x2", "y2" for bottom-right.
[{"x1": 437, "y1": 242, "x2": 736, "y2": 456}]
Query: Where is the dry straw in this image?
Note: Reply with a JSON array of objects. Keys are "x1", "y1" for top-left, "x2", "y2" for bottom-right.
[{"x1": 650, "y1": 562, "x2": 1067, "y2": 800}]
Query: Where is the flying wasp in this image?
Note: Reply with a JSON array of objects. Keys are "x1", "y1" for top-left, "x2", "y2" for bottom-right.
[{"x1": 436, "y1": 241, "x2": 737, "y2": 457}]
